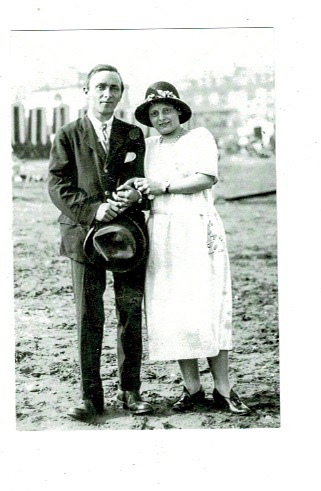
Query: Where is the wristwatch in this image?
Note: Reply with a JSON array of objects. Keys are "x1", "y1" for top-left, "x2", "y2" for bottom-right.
[{"x1": 163, "y1": 181, "x2": 171, "y2": 194}]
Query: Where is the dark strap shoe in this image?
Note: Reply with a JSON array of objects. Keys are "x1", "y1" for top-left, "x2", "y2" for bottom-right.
[
  {"x1": 172, "y1": 386, "x2": 206, "y2": 412},
  {"x1": 67, "y1": 399, "x2": 104, "y2": 421},
  {"x1": 117, "y1": 390, "x2": 154, "y2": 415},
  {"x1": 213, "y1": 388, "x2": 251, "y2": 415}
]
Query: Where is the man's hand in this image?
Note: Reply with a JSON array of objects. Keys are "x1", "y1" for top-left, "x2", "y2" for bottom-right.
[
  {"x1": 114, "y1": 184, "x2": 142, "y2": 207},
  {"x1": 95, "y1": 200, "x2": 122, "y2": 222}
]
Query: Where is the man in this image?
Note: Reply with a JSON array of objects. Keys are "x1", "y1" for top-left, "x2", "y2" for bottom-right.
[{"x1": 48, "y1": 64, "x2": 153, "y2": 421}]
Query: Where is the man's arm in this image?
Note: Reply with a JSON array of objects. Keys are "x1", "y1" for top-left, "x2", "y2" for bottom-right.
[{"x1": 48, "y1": 127, "x2": 102, "y2": 226}]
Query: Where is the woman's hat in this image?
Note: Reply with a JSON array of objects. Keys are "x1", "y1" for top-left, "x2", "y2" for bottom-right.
[
  {"x1": 83, "y1": 214, "x2": 148, "y2": 272},
  {"x1": 135, "y1": 81, "x2": 192, "y2": 127}
]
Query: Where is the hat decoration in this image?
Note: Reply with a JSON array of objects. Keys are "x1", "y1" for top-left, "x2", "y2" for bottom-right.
[{"x1": 145, "y1": 89, "x2": 178, "y2": 102}]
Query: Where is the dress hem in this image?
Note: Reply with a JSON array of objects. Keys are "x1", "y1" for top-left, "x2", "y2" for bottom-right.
[{"x1": 147, "y1": 347, "x2": 233, "y2": 362}]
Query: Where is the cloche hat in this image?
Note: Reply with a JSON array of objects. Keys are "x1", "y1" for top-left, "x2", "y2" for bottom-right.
[
  {"x1": 83, "y1": 214, "x2": 148, "y2": 273},
  {"x1": 135, "y1": 81, "x2": 192, "y2": 127}
]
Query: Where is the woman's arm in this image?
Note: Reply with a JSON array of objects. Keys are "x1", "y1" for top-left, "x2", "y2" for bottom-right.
[{"x1": 134, "y1": 173, "x2": 216, "y2": 196}]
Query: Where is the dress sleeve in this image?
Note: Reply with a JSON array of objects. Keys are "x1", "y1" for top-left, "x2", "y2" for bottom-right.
[{"x1": 187, "y1": 127, "x2": 218, "y2": 178}]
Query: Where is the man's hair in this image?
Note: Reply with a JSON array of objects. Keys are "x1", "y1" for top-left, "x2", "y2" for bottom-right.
[{"x1": 85, "y1": 64, "x2": 124, "y2": 93}]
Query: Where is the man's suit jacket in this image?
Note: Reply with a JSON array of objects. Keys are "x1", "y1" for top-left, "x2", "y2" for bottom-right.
[{"x1": 48, "y1": 115, "x2": 146, "y2": 263}]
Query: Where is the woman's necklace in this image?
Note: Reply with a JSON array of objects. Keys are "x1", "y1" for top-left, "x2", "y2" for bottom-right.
[
  {"x1": 159, "y1": 127, "x2": 184, "y2": 145},
  {"x1": 157, "y1": 128, "x2": 184, "y2": 176}
]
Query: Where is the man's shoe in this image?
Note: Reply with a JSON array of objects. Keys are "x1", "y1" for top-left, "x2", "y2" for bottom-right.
[
  {"x1": 172, "y1": 386, "x2": 206, "y2": 412},
  {"x1": 117, "y1": 390, "x2": 153, "y2": 415},
  {"x1": 67, "y1": 399, "x2": 104, "y2": 421},
  {"x1": 213, "y1": 388, "x2": 251, "y2": 415}
]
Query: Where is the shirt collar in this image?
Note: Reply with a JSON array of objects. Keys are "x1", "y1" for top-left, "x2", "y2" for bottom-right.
[{"x1": 87, "y1": 111, "x2": 114, "y2": 134}]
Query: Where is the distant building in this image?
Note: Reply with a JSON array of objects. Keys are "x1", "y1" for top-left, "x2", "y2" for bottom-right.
[
  {"x1": 12, "y1": 65, "x2": 275, "y2": 158},
  {"x1": 12, "y1": 76, "x2": 132, "y2": 157}
]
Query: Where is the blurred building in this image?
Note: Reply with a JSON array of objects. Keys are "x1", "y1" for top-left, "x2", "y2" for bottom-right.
[
  {"x1": 179, "y1": 66, "x2": 275, "y2": 155},
  {"x1": 12, "y1": 65, "x2": 275, "y2": 159},
  {"x1": 11, "y1": 70, "x2": 132, "y2": 159}
]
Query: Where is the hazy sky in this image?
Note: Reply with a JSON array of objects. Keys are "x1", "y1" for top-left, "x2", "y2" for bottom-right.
[{"x1": 10, "y1": 27, "x2": 274, "y2": 106}]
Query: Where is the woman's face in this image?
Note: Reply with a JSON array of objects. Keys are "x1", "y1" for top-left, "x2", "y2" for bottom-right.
[{"x1": 148, "y1": 102, "x2": 181, "y2": 135}]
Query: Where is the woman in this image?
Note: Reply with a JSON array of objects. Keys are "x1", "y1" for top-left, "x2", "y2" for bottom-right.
[{"x1": 128, "y1": 81, "x2": 250, "y2": 414}]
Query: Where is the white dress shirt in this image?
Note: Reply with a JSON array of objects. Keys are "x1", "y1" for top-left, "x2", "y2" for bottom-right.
[
  {"x1": 87, "y1": 111, "x2": 114, "y2": 152},
  {"x1": 87, "y1": 112, "x2": 115, "y2": 220}
]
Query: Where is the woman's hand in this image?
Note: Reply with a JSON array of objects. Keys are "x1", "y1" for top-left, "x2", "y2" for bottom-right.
[{"x1": 133, "y1": 178, "x2": 164, "y2": 196}]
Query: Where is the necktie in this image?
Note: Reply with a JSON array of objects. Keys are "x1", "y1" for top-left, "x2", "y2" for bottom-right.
[{"x1": 101, "y1": 123, "x2": 109, "y2": 154}]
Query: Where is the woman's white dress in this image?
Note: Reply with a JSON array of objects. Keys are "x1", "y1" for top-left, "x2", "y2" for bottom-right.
[{"x1": 144, "y1": 127, "x2": 233, "y2": 361}]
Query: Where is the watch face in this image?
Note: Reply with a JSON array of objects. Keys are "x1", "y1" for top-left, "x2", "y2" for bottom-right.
[{"x1": 164, "y1": 181, "x2": 170, "y2": 193}]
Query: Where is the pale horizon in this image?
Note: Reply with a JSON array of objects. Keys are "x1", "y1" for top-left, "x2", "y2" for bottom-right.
[{"x1": 10, "y1": 27, "x2": 274, "y2": 107}]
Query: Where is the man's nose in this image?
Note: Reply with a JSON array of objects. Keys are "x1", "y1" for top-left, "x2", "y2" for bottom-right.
[{"x1": 103, "y1": 87, "x2": 112, "y2": 97}]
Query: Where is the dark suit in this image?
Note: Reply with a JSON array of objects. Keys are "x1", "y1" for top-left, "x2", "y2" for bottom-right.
[{"x1": 48, "y1": 115, "x2": 147, "y2": 409}]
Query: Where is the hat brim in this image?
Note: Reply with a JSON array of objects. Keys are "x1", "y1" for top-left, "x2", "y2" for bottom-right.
[
  {"x1": 83, "y1": 214, "x2": 147, "y2": 273},
  {"x1": 135, "y1": 98, "x2": 192, "y2": 127}
]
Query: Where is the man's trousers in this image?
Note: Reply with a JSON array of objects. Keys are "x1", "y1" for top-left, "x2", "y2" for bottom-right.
[{"x1": 71, "y1": 258, "x2": 146, "y2": 406}]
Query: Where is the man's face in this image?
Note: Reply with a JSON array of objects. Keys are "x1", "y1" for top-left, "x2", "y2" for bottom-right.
[{"x1": 85, "y1": 70, "x2": 123, "y2": 120}]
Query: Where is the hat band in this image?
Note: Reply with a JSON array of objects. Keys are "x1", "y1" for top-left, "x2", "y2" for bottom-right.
[{"x1": 145, "y1": 90, "x2": 179, "y2": 103}]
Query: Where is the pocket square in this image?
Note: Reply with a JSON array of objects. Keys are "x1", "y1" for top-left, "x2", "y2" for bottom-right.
[{"x1": 124, "y1": 152, "x2": 136, "y2": 163}]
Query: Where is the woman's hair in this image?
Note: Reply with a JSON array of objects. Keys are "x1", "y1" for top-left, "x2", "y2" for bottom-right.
[
  {"x1": 148, "y1": 99, "x2": 181, "y2": 115},
  {"x1": 85, "y1": 64, "x2": 124, "y2": 93}
]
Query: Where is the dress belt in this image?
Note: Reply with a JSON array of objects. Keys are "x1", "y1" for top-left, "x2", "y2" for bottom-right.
[{"x1": 150, "y1": 209, "x2": 213, "y2": 216}]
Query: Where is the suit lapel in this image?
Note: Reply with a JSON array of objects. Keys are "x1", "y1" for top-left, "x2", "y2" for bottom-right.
[
  {"x1": 82, "y1": 116, "x2": 127, "y2": 164},
  {"x1": 80, "y1": 116, "x2": 128, "y2": 190},
  {"x1": 82, "y1": 115, "x2": 106, "y2": 161},
  {"x1": 107, "y1": 118, "x2": 127, "y2": 165}
]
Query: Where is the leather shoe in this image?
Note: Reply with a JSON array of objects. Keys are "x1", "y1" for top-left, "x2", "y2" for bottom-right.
[
  {"x1": 117, "y1": 390, "x2": 153, "y2": 415},
  {"x1": 172, "y1": 386, "x2": 206, "y2": 412},
  {"x1": 213, "y1": 388, "x2": 251, "y2": 415},
  {"x1": 67, "y1": 399, "x2": 104, "y2": 421}
]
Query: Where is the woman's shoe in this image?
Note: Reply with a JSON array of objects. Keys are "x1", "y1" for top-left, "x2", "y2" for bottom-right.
[
  {"x1": 172, "y1": 386, "x2": 206, "y2": 412},
  {"x1": 213, "y1": 388, "x2": 251, "y2": 415}
]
